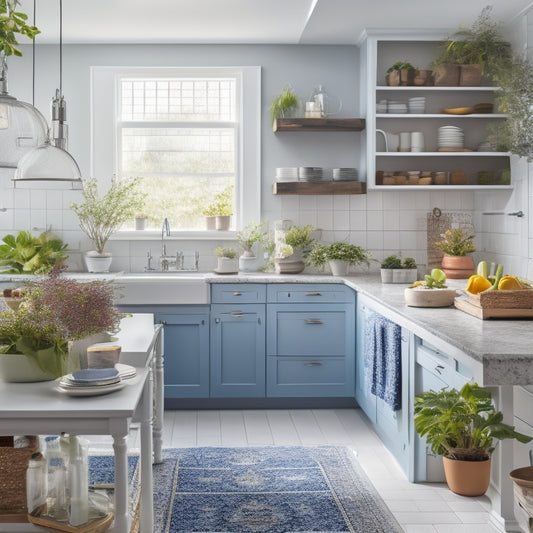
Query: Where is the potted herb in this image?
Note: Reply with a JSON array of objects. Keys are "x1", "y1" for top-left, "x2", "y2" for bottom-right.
[
  {"x1": 71, "y1": 177, "x2": 146, "y2": 273},
  {"x1": 386, "y1": 61, "x2": 416, "y2": 86},
  {"x1": 434, "y1": 228, "x2": 476, "y2": 279},
  {"x1": 0, "y1": 268, "x2": 123, "y2": 381},
  {"x1": 270, "y1": 87, "x2": 300, "y2": 126},
  {"x1": 0, "y1": 230, "x2": 67, "y2": 274},
  {"x1": 414, "y1": 383, "x2": 531, "y2": 496},
  {"x1": 380, "y1": 255, "x2": 418, "y2": 284},
  {"x1": 134, "y1": 214, "x2": 147, "y2": 231},
  {"x1": 215, "y1": 246, "x2": 238, "y2": 274},
  {"x1": 274, "y1": 224, "x2": 315, "y2": 274},
  {"x1": 236, "y1": 222, "x2": 266, "y2": 272},
  {"x1": 432, "y1": 6, "x2": 512, "y2": 86},
  {"x1": 0, "y1": 0, "x2": 40, "y2": 57},
  {"x1": 202, "y1": 186, "x2": 233, "y2": 231},
  {"x1": 308, "y1": 242, "x2": 372, "y2": 276}
]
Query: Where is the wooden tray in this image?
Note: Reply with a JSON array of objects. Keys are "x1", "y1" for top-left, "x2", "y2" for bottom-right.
[
  {"x1": 28, "y1": 512, "x2": 113, "y2": 532},
  {"x1": 455, "y1": 289, "x2": 533, "y2": 319}
]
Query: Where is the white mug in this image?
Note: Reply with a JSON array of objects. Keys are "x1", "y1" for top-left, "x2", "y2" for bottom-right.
[
  {"x1": 411, "y1": 131, "x2": 425, "y2": 152},
  {"x1": 399, "y1": 132, "x2": 411, "y2": 152}
]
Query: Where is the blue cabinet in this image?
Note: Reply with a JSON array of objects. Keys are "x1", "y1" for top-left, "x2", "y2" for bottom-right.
[
  {"x1": 210, "y1": 304, "x2": 266, "y2": 397},
  {"x1": 266, "y1": 284, "x2": 355, "y2": 397},
  {"x1": 155, "y1": 309, "x2": 210, "y2": 399}
]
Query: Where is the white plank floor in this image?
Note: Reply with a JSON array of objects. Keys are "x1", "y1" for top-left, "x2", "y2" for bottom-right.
[{"x1": 157, "y1": 407, "x2": 500, "y2": 533}]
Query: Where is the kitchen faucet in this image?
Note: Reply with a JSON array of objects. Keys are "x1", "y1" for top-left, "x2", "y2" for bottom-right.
[{"x1": 161, "y1": 218, "x2": 170, "y2": 255}]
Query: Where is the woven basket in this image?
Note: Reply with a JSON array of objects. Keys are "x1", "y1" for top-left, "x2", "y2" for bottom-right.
[{"x1": 0, "y1": 436, "x2": 40, "y2": 515}]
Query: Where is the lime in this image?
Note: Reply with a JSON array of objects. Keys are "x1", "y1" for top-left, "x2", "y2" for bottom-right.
[{"x1": 430, "y1": 268, "x2": 446, "y2": 283}]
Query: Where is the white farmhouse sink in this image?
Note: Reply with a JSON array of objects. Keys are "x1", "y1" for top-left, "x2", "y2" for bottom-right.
[{"x1": 116, "y1": 273, "x2": 210, "y2": 304}]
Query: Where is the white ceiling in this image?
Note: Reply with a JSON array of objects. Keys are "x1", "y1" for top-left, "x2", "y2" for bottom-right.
[{"x1": 18, "y1": 0, "x2": 533, "y2": 45}]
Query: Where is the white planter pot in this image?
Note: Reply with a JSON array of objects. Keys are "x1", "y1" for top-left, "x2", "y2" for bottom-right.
[
  {"x1": 239, "y1": 253, "x2": 258, "y2": 272},
  {"x1": 0, "y1": 353, "x2": 55, "y2": 382},
  {"x1": 329, "y1": 259, "x2": 350, "y2": 276},
  {"x1": 135, "y1": 217, "x2": 147, "y2": 230},
  {"x1": 216, "y1": 257, "x2": 238, "y2": 274},
  {"x1": 205, "y1": 216, "x2": 216, "y2": 230},
  {"x1": 215, "y1": 215, "x2": 231, "y2": 231},
  {"x1": 392, "y1": 268, "x2": 418, "y2": 284},
  {"x1": 85, "y1": 253, "x2": 113, "y2": 273},
  {"x1": 380, "y1": 269, "x2": 394, "y2": 283}
]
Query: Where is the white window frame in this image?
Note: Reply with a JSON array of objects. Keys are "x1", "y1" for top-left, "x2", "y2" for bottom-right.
[{"x1": 90, "y1": 66, "x2": 261, "y2": 235}]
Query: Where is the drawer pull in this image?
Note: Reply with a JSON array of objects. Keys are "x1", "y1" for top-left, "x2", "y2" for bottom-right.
[
  {"x1": 231, "y1": 311, "x2": 244, "y2": 318},
  {"x1": 305, "y1": 318, "x2": 323, "y2": 324},
  {"x1": 233, "y1": 292, "x2": 242, "y2": 296},
  {"x1": 306, "y1": 292, "x2": 322, "y2": 297},
  {"x1": 435, "y1": 364, "x2": 445, "y2": 375},
  {"x1": 305, "y1": 362, "x2": 323, "y2": 367}
]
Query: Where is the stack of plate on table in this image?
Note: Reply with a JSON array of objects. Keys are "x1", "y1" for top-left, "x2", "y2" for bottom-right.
[
  {"x1": 299, "y1": 167, "x2": 325, "y2": 182},
  {"x1": 56, "y1": 364, "x2": 136, "y2": 396},
  {"x1": 438, "y1": 126, "x2": 464, "y2": 150},
  {"x1": 376, "y1": 99, "x2": 387, "y2": 113},
  {"x1": 408, "y1": 96, "x2": 426, "y2": 113},
  {"x1": 275, "y1": 167, "x2": 298, "y2": 182},
  {"x1": 388, "y1": 101, "x2": 407, "y2": 114},
  {"x1": 333, "y1": 168, "x2": 359, "y2": 181}
]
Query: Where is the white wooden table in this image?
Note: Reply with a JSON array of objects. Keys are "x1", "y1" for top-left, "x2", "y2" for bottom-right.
[{"x1": 0, "y1": 368, "x2": 153, "y2": 533}]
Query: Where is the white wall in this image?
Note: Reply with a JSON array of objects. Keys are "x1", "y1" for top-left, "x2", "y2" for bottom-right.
[{"x1": 0, "y1": 42, "x2": 520, "y2": 274}]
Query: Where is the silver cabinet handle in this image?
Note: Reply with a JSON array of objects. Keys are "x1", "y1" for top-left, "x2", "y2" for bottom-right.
[
  {"x1": 305, "y1": 318, "x2": 323, "y2": 324},
  {"x1": 435, "y1": 364, "x2": 445, "y2": 375},
  {"x1": 233, "y1": 291, "x2": 242, "y2": 296},
  {"x1": 306, "y1": 292, "x2": 322, "y2": 296},
  {"x1": 230, "y1": 311, "x2": 244, "y2": 317},
  {"x1": 305, "y1": 362, "x2": 323, "y2": 367},
  {"x1": 215, "y1": 317, "x2": 221, "y2": 324}
]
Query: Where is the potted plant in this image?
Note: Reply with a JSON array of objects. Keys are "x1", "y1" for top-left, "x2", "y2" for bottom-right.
[
  {"x1": 432, "y1": 6, "x2": 512, "y2": 86},
  {"x1": 0, "y1": 230, "x2": 67, "y2": 274},
  {"x1": 414, "y1": 382, "x2": 531, "y2": 496},
  {"x1": 404, "y1": 268, "x2": 459, "y2": 307},
  {"x1": 386, "y1": 61, "x2": 416, "y2": 86},
  {"x1": 134, "y1": 214, "x2": 147, "y2": 231},
  {"x1": 308, "y1": 242, "x2": 372, "y2": 276},
  {"x1": 214, "y1": 246, "x2": 238, "y2": 274},
  {"x1": 270, "y1": 86, "x2": 300, "y2": 126},
  {"x1": 274, "y1": 224, "x2": 315, "y2": 274},
  {"x1": 0, "y1": 0, "x2": 40, "y2": 57},
  {"x1": 434, "y1": 228, "x2": 476, "y2": 279},
  {"x1": 236, "y1": 222, "x2": 266, "y2": 272},
  {"x1": 202, "y1": 186, "x2": 233, "y2": 231},
  {"x1": 380, "y1": 255, "x2": 418, "y2": 284},
  {"x1": 0, "y1": 268, "x2": 123, "y2": 381},
  {"x1": 71, "y1": 176, "x2": 145, "y2": 273}
]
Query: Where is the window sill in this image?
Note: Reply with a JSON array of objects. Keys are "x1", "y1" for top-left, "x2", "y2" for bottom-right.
[{"x1": 111, "y1": 230, "x2": 237, "y2": 241}]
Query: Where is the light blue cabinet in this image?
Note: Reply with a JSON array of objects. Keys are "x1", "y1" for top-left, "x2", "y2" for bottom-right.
[
  {"x1": 266, "y1": 284, "x2": 355, "y2": 397},
  {"x1": 210, "y1": 304, "x2": 266, "y2": 397}
]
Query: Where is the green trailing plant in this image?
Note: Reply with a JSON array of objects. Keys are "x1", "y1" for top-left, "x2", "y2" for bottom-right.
[
  {"x1": 494, "y1": 55, "x2": 533, "y2": 159},
  {"x1": 414, "y1": 383, "x2": 531, "y2": 461},
  {"x1": 0, "y1": 230, "x2": 67, "y2": 274},
  {"x1": 237, "y1": 222, "x2": 266, "y2": 252},
  {"x1": 434, "y1": 229, "x2": 475, "y2": 256},
  {"x1": 270, "y1": 86, "x2": 300, "y2": 125},
  {"x1": 433, "y1": 6, "x2": 512, "y2": 82},
  {"x1": 71, "y1": 177, "x2": 146, "y2": 255},
  {"x1": 0, "y1": 0, "x2": 40, "y2": 57},
  {"x1": 215, "y1": 246, "x2": 237, "y2": 259},
  {"x1": 308, "y1": 242, "x2": 372, "y2": 268},
  {"x1": 202, "y1": 185, "x2": 233, "y2": 217}
]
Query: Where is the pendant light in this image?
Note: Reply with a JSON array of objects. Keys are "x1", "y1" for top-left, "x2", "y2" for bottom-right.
[{"x1": 13, "y1": 0, "x2": 81, "y2": 185}]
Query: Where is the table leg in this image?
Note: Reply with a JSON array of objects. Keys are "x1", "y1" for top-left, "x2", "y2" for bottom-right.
[
  {"x1": 139, "y1": 373, "x2": 154, "y2": 532},
  {"x1": 112, "y1": 434, "x2": 130, "y2": 533},
  {"x1": 152, "y1": 324, "x2": 164, "y2": 464}
]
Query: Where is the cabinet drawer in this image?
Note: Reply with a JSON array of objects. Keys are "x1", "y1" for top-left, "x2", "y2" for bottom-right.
[
  {"x1": 267, "y1": 356, "x2": 352, "y2": 397},
  {"x1": 268, "y1": 305, "x2": 349, "y2": 356},
  {"x1": 211, "y1": 283, "x2": 266, "y2": 304},
  {"x1": 267, "y1": 284, "x2": 354, "y2": 303}
]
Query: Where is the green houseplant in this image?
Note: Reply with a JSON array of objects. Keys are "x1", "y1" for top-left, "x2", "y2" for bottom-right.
[
  {"x1": 433, "y1": 6, "x2": 512, "y2": 86},
  {"x1": 236, "y1": 222, "x2": 266, "y2": 272},
  {"x1": 414, "y1": 383, "x2": 531, "y2": 496},
  {"x1": 71, "y1": 177, "x2": 145, "y2": 272},
  {"x1": 274, "y1": 224, "x2": 315, "y2": 274},
  {"x1": 434, "y1": 228, "x2": 475, "y2": 279},
  {"x1": 380, "y1": 255, "x2": 418, "y2": 284},
  {"x1": 270, "y1": 86, "x2": 300, "y2": 126},
  {"x1": 215, "y1": 246, "x2": 238, "y2": 274},
  {"x1": 308, "y1": 242, "x2": 372, "y2": 276},
  {"x1": 386, "y1": 61, "x2": 416, "y2": 86},
  {"x1": 0, "y1": 230, "x2": 67, "y2": 274},
  {"x1": 202, "y1": 185, "x2": 233, "y2": 230},
  {"x1": 0, "y1": 0, "x2": 40, "y2": 57}
]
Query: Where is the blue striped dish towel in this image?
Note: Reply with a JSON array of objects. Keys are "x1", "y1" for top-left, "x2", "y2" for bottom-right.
[{"x1": 363, "y1": 311, "x2": 402, "y2": 411}]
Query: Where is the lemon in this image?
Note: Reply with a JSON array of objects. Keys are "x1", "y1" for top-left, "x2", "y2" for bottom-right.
[
  {"x1": 466, "y1": 275, "x2": 492, "y2": 294},
  {"x1": 498, "y1": 275, "x2": 523, "y2": 290}
]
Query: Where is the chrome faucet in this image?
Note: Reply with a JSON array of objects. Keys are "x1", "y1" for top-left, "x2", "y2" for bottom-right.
[{"x1": 161, "y1": 218, "x2": 170, "y2": 256}]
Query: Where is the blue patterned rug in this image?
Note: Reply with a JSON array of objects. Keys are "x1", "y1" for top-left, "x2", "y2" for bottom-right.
[{"x1": 89, "y1": 446, "x2": 402, "y2": 533}]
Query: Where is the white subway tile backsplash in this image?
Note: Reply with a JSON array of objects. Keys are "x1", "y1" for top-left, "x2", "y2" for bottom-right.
[
  {"x1": 333, "y1": 210, "x2": 350, "y2": 230},
  {"x1": 46, "y1": 210, "x2": 64, "y2": 232},
  {"x1": 30, "y1": 210, "x2": 47, "y2": 231},
  {"x1": 367, "y1": 210, "x2": 383, "y2": 231},
  {"x1": 46, "y1": 190, "x2": 63, "y2": 210},
  {"x1": 30, "y1": 190, "x2": 47, "y2": 209},
  {"x1": 349, "y1": 194, "x2": 366, "y2": 211},
  {"x1": 366, "y1": 190, "x2": 383, "y2": 210},
  {"x1": 399, "y1": 231, "x2": 418, "y2": 250},
  {"x1": 349, "y1": 210, "x2": 367, "y2": 231},
  {"x1": 13, "y1": 208, "x2": 31, "y2": 229},
  {"x1": 13, "y1": 189, "x2": 30, "y2": 209},
  {"x1": 317, "y1": 211, "x2": 334, "y2": 231},
  {"x1": 299, "y1": 196, "x2": 317, "y2": 210},
  {"x1": 333, "y1": 195, "x2": 350, "y2": 211},
  {"x1": 383, "y1": 209, "x2": 399, "y2": 230},
  {"x1": 383, "y1": 231, "x2": 400, "y2": 250},
  {"x1": 316, "y1": 195, "x2": 333, "y2": 211},
  {"x1": 298, "y1": 210, "x2": 317, "y2": 227}
]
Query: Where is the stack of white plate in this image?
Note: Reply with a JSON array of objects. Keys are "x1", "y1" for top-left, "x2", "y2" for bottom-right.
[
  {"x1": 276, "y1": 167, "x2": 298, "y2": 182},
  {"x1": 333, "y1": 168, "x2": 359, "y2": 181},
  {"x1": 388, "y1": 101, "x2": 407, "y2": 114},
  {"x1": 408, "y1": 96, "x2": 426, "y2": 113},
  {"x1": 376, "y1": 99, "x2": 387, "y2": 113},
  {"x1": 299, "y1": 167, "x2": 325, "y2": 182},
  {"x1": 438, "y1": 126, "x2": 464, "y2": 149}
]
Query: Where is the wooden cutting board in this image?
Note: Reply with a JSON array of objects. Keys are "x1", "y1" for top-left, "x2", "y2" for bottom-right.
[{"x1": 455, "y1": 296, "x2": 533, "y2": 319}]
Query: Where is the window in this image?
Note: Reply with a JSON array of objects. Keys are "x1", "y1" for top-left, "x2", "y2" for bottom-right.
[{"x1": 91, "y1": 66, "x2": 261, "y2": 233}]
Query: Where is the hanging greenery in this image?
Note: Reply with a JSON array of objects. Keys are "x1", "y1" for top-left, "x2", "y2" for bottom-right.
[{"x1": 0, "y1": 0, "x2": 40, "y2": 57}]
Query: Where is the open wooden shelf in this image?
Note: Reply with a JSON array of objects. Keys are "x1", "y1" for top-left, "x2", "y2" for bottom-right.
[
  {"x1": 273, "y1": 118, "x2": 366, "y2": 132},
  {"x1": 272, "y1": 181, "x2": 366, "y2": 195}
]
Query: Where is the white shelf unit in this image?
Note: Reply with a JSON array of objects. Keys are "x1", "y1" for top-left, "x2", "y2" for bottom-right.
[{"x1": 360, "y1": 30, "x2": 513, "y2": 190}]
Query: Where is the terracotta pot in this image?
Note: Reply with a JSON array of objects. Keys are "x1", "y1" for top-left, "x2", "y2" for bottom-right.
[
  {"x1": 433, "y1": 64, "x2": 460, "y2": 86},
  {"x1": 441, "y1": 255, "x2": 475, "y2": 279},
  {"x1": 387, "y1": 70, "x2": 400, "y2": 86},
  {"x1": 400, "y1": 68, "x2": 415, "y2": 86},
  {"x1": 443, "y1": 456, "x2": 491, "y2": 496},
  {"x1": 459, "y1": 64, "x2": 483, "y2": 87}
]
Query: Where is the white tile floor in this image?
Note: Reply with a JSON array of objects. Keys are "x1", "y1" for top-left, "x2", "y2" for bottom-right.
[{"x1": 156, "y1": 407, "x2": 500, "y2": 533}]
